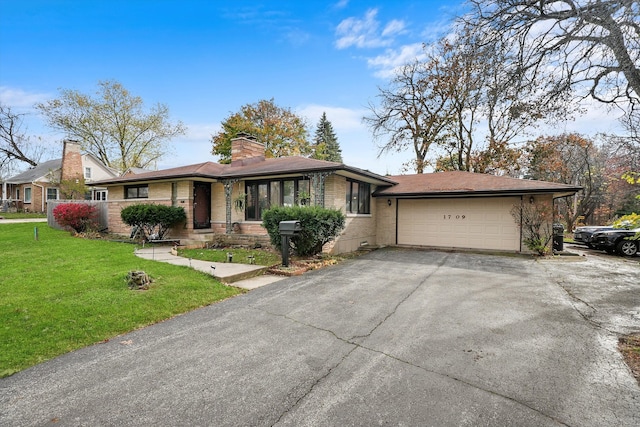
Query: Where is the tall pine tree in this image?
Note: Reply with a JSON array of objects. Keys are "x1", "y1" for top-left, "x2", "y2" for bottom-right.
[{"x1": 312, "y1": 112, "x2": 342, "y2": 162}]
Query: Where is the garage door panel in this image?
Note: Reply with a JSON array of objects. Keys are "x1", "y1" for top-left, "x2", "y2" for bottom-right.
[{"x1": 397, "y1": 198, "x2": 520, "y2": 251}]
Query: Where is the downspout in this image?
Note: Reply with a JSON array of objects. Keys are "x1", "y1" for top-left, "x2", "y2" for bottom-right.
[
  {"x1": 519, "y1": 195, "x2": 524, "y2": 253},
  {"x1": 395, "y1": 199, "x2": 399, "y2": 245}
]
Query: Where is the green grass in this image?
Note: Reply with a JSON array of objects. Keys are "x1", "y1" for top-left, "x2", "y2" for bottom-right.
[
  {"x1": 0, "y1": 212, "x2": 47, "y2": 219},
  {"x1": 178, "y1": 247, "x2": 281, "y2": 266},
  {"x1": 0, "y1": 223, "x2": 243, "y2": 378}
]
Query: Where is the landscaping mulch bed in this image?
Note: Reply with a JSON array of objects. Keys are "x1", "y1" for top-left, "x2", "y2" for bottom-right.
[{"x1": 619, "y1": 334, "x2": 640, "y2": 385}]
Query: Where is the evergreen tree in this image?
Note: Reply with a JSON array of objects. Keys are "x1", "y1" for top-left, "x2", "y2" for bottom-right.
[{"x1": 312, "y1": 112, "x2": 342, "y2": 162}]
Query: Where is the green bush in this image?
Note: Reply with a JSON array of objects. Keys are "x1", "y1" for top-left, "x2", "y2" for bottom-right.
[
  {"x1": 52, "y1": 203, "x2": 98, "y2": 233},
  {"x1": 120, "y1": 204, "x2": 186, "y2": 241},
  {"x1": 262, "y1": 205, "x2": 345, "y2": 256},
  {"x1": 613, "y1": 213, "x2": 640, "y2": 229}
]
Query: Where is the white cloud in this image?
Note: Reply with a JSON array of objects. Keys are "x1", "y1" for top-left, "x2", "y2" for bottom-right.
[
  {"x1": 296, "y1": 104, "x2": 368, "y2": 131},
  {"x1": 367, "y1": 43, "x2": 426, "y2": 78},
  {"x1": 0, "y1": 86, "x2": 50, "y2": 109},
  {"x1": 335, "y1": 9, "x2": 404, "y2": 49},
  {"x1": 183, "y1": 122, "x2": 220, "y2": 141},
  {"x1": 333, "y1": 0, "x2": 349, "y2": 10},
  {"x1": 382, "y1": 19, "x2": 406, "y2": 37}
]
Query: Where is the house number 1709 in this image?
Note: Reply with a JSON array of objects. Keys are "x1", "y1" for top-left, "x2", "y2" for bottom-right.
[{"x1": 444, "y1": 215, "x2": 466, "y2": 219}]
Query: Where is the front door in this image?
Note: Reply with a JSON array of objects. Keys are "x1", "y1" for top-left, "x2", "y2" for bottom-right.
[{"x1": 193, "y1": 181, "x2": 211, "y2": 229}]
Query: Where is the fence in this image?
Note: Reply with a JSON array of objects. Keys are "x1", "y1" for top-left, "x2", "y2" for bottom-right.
[{"x1": 47, "y1": 200, "x2": 109, "y2": 231}]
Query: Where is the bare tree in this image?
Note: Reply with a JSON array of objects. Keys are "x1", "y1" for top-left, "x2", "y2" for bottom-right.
[
  {"x1": 0, "y1": 103, "x2": 48, "y2": 178},
  {"x1": 364, "y1": 43, "x2": 456, "y2": 173},
  {"x1": 37, "y1": 80, "x2": 186, "y2": 171},
  {"x1": 465, "y1": 0, "x2": 640, "y2": 111}
]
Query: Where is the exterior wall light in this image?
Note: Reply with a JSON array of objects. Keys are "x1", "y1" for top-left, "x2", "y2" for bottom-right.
[{"x1": 387, "y1": 199, "x2": 392, "y2": 206}]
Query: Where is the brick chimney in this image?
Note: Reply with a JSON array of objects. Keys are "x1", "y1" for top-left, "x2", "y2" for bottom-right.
[
  {"x1": 230, "y1": 133, "x2": 265, "y2": 165},
  {"x1": 60, "y1": 139, "x2": 83, "y2": 182}
]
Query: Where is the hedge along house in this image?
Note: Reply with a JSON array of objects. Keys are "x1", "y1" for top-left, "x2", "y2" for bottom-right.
[
  {"x1": 92, "y1": 134, "x2": 581, "y2": 254},
  {"x1": 3, "y1": 140, "x2": 119, "y2": 213}
]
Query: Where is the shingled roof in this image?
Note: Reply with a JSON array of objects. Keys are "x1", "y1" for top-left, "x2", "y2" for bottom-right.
[
  {"x1": 92, "y1": 156, "x2": 396, "y2": 186},
  {"x1": 5, "y1": 159, "x2": 62, "y2": 184},
  {"x1": 373, "y1": 171, "x2": 581, "y2": 198}
]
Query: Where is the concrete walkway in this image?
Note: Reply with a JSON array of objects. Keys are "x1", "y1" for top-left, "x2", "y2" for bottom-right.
[
  {"x1": 134, "y1": 246, "x2": 285, "y2": 290},
  {"x1": 0, "y1": 217, "x2": 48, "y2": 223}
]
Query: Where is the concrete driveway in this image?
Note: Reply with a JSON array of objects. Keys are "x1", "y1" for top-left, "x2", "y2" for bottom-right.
[{"x1": 1, "y1": 248, "x2": 639, "y2": 426}]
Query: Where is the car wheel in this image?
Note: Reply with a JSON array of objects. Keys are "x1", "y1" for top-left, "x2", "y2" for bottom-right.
[{"x1": 616, "y1": 240, "x2": 639, "y2": 257}]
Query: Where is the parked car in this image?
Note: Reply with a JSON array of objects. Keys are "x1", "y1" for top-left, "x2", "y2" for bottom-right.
[
  {"x1": 573, "y1": 225, "x2": 615, "y2": 248},
  {"x1": 591, "y1": 227, "x2": 640, "y2": 256}
]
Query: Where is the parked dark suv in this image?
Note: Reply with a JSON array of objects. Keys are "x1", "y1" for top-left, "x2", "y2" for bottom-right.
[
  {"x1": 573, "y1": 225, "x2": 615, "y2": 248},
  {"x1": 591, "y1": 227, "x2": 640, "y2": 256}
]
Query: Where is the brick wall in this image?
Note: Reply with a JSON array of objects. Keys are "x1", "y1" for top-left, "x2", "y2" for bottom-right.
[
  {"x1": 61, "y1": 140, "x2": 83, "y2": 182},
  {"x1": 231, "y1": 136, "x2": 265, "y2": 163}
]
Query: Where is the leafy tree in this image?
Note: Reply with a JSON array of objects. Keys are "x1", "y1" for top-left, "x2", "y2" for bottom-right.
[
  {"x1": 311, "y1": 112, "x2": 342, "y2": 162},
  {"x1": 0, "y1": 103, "x2": 49, "y2": 178},
  {"x1": 120, "y1": 204, "x2": 186, "y2": 241},
  {"x1": 464, "y1": 0, "x2": 640, "y2": 114},
  {"x1": 524, "y1": 133, "x2": 605, "y2": 230},
  {"x1": 36, "y1": 80, "x2": 186, "y2": 171},
  {"x1": 211, "y1": 99, "x2": 311, "y2": 163}
]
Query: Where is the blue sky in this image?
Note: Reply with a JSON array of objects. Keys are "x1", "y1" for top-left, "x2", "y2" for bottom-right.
[{"x1": 0, "y1": 0, "x2": 620, "y2": 175}]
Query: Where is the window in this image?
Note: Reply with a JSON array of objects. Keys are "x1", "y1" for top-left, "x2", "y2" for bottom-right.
[
  {"x1": 24, "y1": 187, "x2": 32, "y2": 203},
  {"x1": 245, "y1": 178, "x2": 310, "y2": 220},
  {"x1": 85, "y1": 167, "x2": 92, "y2": 179},
  {"x1": 47, "y1": 188, "x2": 58, "y2": 200},
  {"x1": 16, "y1": 188, "x2": 20, "y2": 200},
  {"x1": 345, "y1": 180, "x2": 370, "y2": 214},
  {"x1": 125, "y1": 184, "x2": 149, "y2": 199},
  {"x1": 94, "y1": 190, "x2": 107, "y2": 201}
]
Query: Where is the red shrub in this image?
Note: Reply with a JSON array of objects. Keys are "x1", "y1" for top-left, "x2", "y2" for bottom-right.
[{"x1": 53, "y1": 203, "x2": 98, "y2": 233}]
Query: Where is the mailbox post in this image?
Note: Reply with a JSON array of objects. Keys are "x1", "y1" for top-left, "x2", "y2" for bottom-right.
[{"x1": 278, "y1": 220, "x2": 302, "y2": 267}]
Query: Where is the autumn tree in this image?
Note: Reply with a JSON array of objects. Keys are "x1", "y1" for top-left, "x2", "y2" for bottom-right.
[
  {"x1": 364, "y1": 46, "x2": 456, "y2": 173},
  {"x1": 311, "y1": 112, "x2": 342, "y2": 162},
  {"x1": 36, "y1": 80, "x2": 186, "y2": 171},
  {"x1": 434, "y1": 25, "x2": 567, "y2": 175},
  {"x1": 525, "y1": 133, "x2": 605, "y2": 230},
  {"x1": 0, "y1": 103, "x2": 49, "y2": 178},
  {"x1": 211, "y1": 99, "x2": 311, "y2": 163},
  {"x1": 464, "y1": 0, "x2": 640, "y2": 114}
]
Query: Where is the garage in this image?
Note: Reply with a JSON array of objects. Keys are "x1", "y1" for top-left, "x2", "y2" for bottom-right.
[
  {"x1": 374, "y1": 171, "x2": 582, "y2": 253},
  {"x1": 397, "y1": 197, "x2": 521, "y2": 251}
]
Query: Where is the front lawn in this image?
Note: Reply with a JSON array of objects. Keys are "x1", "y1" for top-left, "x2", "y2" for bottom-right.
[
  {"x1": 178, "y1": 247, "x2": 281, "y2": 266},
  {"x1": 0, "y1": 212, "x2": 47, "y2": 219},
  {"x1": 0, "y1": 223, "x2": 242, "y2": 378}
]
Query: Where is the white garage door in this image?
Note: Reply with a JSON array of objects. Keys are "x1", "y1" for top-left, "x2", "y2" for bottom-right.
[{"x1": 397, "y1": 197, "x2": 521, "y2": 251}]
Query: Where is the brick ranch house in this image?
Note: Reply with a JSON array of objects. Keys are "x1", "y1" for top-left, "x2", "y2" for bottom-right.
[
  {"x1": 3, "y1": 140, "x2": 118, "y2": 212},
  {"x1": 92, "y1": 135, "x2": 580, "y2": 254}
]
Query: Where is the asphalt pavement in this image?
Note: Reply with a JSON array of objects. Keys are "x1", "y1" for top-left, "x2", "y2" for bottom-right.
[{"x1": 1, "y1": 247, "x2": 639, "y2": 426}]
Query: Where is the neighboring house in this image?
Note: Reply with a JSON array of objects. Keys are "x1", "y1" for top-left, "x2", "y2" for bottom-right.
[
  {"x1": 2, "y1": 140, "x2": 119, "y2": 212},
  {"x1": 92, "y1": 135, "x2": 581, "y2": 254}
]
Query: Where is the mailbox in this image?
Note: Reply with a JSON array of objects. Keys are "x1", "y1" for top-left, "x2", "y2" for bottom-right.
[
  {"x1": 278, "y1": 220, "x2": 301, "y2": 267},
  {"x1": 279, "y1": 220, "x2": 302, "y2": 236}
]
